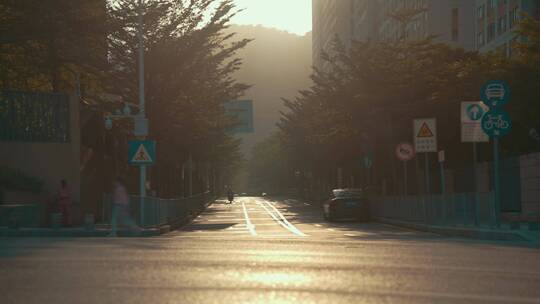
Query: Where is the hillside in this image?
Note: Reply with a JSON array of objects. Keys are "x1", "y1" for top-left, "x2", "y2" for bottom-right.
[{"x1": 229, "y1": 25, "x2": 312, "y2": 157}]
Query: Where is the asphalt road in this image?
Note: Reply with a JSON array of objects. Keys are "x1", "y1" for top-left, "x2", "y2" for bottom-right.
[{"x1": 2, "y1": 196, "x2": 540, "y2": 304}]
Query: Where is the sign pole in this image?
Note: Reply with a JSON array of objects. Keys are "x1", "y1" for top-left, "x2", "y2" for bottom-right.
[
  {"x1": 138, "y1": 0, "x2": 146, "y2": 226},
  {"x1": 439, "y1": 161, "x2": 445, "y2": 195},
  {"x1": 403, "y1": 161, "x2": 408, "y2": 196},
  {"x1": 493, "y1": 138, "x2": 501, "y2": 228},
  {"x1": 473, "y1": 143, "x2": 479, "y2": 226},
  {"x1": 425, "y1": 153, "x2": 431, "y2": 195}
]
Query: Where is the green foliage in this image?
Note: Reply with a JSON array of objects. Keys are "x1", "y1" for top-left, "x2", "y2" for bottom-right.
[
  {"x1": 106, "y1": 0, "x2": 250, "y2": 196},
  {"x1": 0, "y1": 0, "x2": 251, "y2": 197},
  {"x1": 247, "y1": 133, "x2": 293, "y2": 193},
  {"x1": 273, "y1": 18, "x2": 540, "y2": 195},
  {"x1": 0, "y1": 166, "x2": 44, "y2": 195},
  {"x1": 0, "y1": 0, "x2": 109, "y2": 93}
]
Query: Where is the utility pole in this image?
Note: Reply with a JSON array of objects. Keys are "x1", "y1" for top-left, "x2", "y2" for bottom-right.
[{"x1": 138, "y1": 0, "x2": 147, "y2": 225}]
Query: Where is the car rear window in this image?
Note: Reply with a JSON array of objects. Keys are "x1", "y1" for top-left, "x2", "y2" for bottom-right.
[{"x1": 332, "y1": 189, "x2": 363, "y2": 198}]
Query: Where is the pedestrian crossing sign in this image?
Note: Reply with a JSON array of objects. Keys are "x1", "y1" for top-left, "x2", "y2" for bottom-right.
[{"x1": 128, "y1": 140, "x2": 156, "y2": 166}]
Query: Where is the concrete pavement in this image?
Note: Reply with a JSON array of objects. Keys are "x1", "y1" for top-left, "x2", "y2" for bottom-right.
[{"x1": 2, "y1": 196, "x2": 540, "y2": 303}]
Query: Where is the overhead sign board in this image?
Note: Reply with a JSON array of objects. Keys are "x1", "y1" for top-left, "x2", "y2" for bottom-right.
[
  {"x1": 396, "y1": 142, "x2": 416, "y2": 161},
  {"x1": 224, "y1": 100, "x2": 254, "y2": 134},
  {"x1": 461, "y1": 101, "x2": 489, "y2": 143},
  {"x1": 128, "y1": 140, "x2": 156, "y2": 166},
  {"x1": 481, "y1": 80, "x2": 510, "y2": 108},
  {"x1": 481, "y1": 109, "x2": 512, "y2": 138},
  {"x1": 414, "y1": 118, "x2": 437, "y2": 153}
]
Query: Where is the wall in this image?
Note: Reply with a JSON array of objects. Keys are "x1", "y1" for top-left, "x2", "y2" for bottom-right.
[{"x1": 0, "y1": 94, "x2": 80, "y2": 206}]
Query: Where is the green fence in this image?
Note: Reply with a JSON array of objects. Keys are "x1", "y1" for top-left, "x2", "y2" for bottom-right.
[
  {"x1": 0, "y1": 91, "x2": 70, "y2": 142},
  {"x1": 102, "y1": 193, "x2": 213, "y2": 228},
  {"x1": 371, "y1": 192, "x2": 496, "y2": 227}
]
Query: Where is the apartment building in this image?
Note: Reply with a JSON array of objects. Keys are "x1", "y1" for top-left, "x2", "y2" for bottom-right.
[{"x1": 475, "y1": 0, "x2": 539, "y2": 56}]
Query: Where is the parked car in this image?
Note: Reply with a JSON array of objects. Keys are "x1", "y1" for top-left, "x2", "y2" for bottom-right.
[{"x1": 323, "y1": 188, "x2": 370, "y2": 222}]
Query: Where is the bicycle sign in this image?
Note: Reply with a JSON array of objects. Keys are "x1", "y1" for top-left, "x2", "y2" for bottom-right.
[
  {"x1": 481, "y1": 80, "x2": 510, "y2": 108},
  {"x1": 481, "y1": 109, "x2": 512, "y2": 138}
]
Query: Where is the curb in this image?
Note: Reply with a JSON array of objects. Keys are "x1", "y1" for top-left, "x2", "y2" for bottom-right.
[
  {"x1": 376, "y1": 217, "x2": 535, "y2": 242},
  {"x1": 0, "y1": 227, "x2": 161, "y2": 238},
  {"x1": 0, "y1": 198, "x2": 217, "y2": 238}
]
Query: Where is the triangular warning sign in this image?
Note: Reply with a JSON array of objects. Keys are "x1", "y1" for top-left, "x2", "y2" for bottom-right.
[
  {"x1": 132, "y1": 144, "x2": 152, "y2": 162},
  {"x1": 417, "y1": 123, "x2": 434, "y2": 138}
]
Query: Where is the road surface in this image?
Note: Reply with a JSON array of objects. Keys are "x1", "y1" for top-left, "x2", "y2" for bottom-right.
[{"x1": 2, "y1": 197, "x2": 540, "y2": 303}]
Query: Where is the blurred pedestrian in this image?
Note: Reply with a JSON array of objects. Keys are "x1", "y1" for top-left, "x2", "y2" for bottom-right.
[
  {"x1": 57, "y1": 180, "x2": 72, "y2": 227},
  {"x1": 109, "y1": 178, "x2": 140, "y2": 237}
]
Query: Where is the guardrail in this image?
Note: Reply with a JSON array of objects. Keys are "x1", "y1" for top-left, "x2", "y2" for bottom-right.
[
  {"x1": 371, "y1": 192, "x2": 496, "y2": 227},
  {"x1": 102, "y1": 192, "x2": 213, "y2": 228}
]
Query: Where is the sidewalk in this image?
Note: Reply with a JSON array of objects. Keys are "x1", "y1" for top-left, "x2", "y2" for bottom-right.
[
  {"x1": 0, "y1": 225, "x2": 168, "y2": 237},
  {"x1": 376, "y1": 217, "x2": 540, "y2": 244}
]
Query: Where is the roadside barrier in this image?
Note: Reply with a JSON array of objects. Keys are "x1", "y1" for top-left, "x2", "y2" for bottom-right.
[
  {"x1": 371, "y1": 192, "x2": 496, "y2": 227},
  {"x1": 102, "y1": 192, "x2": 213, "y2": 228}
]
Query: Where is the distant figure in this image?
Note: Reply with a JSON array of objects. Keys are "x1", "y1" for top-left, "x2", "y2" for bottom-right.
[
  {"x1": 227, "y1": 187, "x2": 234, "y2": 204},
  {"x1": 109, "y1": 178, "x2": 140, "y2": 237},
  {"x1": 57, "y1": 180, "x2": 72, "y2": 227}
]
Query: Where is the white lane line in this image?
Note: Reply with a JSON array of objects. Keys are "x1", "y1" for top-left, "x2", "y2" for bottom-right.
[
  {"x1": 262, "y1": 200, "x2": 307, "y2": 237},
  {"x1": 242, "y1": 201, "x2": 257, "y2": 236},
  {"x1": 259, "y1": 202, "x2": 295, "y2": 232}
]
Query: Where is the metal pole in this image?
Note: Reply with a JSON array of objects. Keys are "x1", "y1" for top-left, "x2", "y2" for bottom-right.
[
  {"x1": 424, "y1": 153, "x2": 431, "y2": 223},
  {"x1": 425, "y1": 153, "x2": 431, "y2": 195},
  {"x1": 403, "y1": 161, "x2": 408, "y2": 196},
  {"x1": 138, "y1": 0, "x2": 146, "y2": 226},
  {"x1": 188, "y1": 153, "x2": 193, "y2": 197},
  {"x1": 440, "y1": 161, "x2": 445, "y2": 194},
  {"x1": 473, "y1": 143, "x2": 479, "y2": 226},
  {"x1": 493, "y1": 138, "x2": 501, "y2": 228}
]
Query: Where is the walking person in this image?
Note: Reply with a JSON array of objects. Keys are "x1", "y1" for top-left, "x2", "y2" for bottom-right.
[
  {"x1": 227, "y1": 187, "x2": 234, "y2": 204},
  {"x1": 57, "y1": 180, "x2": 72, "y2": 227},
  {"x1": 109, "y1": 178, "x2": 141, "y2": 237}
]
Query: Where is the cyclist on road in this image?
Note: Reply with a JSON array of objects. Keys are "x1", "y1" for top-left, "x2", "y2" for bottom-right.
[{"x1": 227, "y1": 187, "x2": 234, "y2": 204}]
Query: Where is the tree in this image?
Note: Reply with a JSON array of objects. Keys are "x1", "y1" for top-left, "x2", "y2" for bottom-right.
[
  {"x1": 0, "y1": 0, "x2": 109, "y2": 92},
  {"x1": 107, "y1": 0, "x2": 251, "y2": 196}
]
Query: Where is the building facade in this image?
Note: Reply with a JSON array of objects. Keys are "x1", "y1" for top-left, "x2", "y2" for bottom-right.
[
  {"x1": 312, "y1": 0, "x2": 475, "y2": 69},
  {"x1": 312, "y1": 0, "x2": 355, "y2": 69},
  {"x1": 375, "y1": 0, "x2": 475, "y2": 50},
  {"x1": 475, "y1": 0, "x2": 539, "y2": 56}
]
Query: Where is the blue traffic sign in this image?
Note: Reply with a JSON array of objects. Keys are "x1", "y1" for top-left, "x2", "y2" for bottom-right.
[
  {"x1": 481, "y1": 80, "x2": 510, "y2": 108},
  {"x1": 481, "y1": 109, "x2": 512, "y2": 138},
  {"x1": 466, "y1": 104, "x2": 485, "y2": 121},
  {"x1": 128, "y1": 140, "x2": 156, "y2": 166},
  {"x1": 224, "y1": 100, "x2": 254, "y2": 134}
]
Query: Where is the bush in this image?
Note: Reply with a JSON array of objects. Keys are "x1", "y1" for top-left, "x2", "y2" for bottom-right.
[{"x1": 0, "y1": 166, "x2": 44, "y2": 194}]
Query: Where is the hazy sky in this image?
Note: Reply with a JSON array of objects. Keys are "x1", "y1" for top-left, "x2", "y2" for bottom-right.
[{"x1": 231, "y1": 0, "x2": 312, "y2": 35}]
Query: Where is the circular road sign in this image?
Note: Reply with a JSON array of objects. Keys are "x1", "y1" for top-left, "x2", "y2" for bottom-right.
[
  {"x1": 481, "y1": 109, "x2": 512, "y2": 138},
  {"x1": 481, "y1": 80, "x2": 510, "y2": 108},
  {"x1": 396, "y1": 143, "x2": 416, "y2": 161}
]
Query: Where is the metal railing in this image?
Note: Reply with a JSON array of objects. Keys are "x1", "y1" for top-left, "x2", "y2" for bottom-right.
[
  {"x1": 102, "y1": 192, "x2": 212, "y2": 228},
  {"x1": 371, "y1": 192, "x2": 496, "y2": 227}
]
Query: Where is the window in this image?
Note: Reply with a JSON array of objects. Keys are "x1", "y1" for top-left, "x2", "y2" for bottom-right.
[
  {"x1": 497, "y1": 16, "x2": 507, "y2": 34},
  {"x1": 509, "y1": 7, "x2": 519, "y2": 28},
  {"x1": 477, "y1": 31, "x2": 485, "y2": 47},
  {"x1": 452, "y1": 8, "x2": 459, "y2": 41},
  {"x1": 487, "y1": 22, "x2": 496, "y2": 42},
  {"x1": 477, "y1": 5, "x2": 485, "y2": 20}
]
